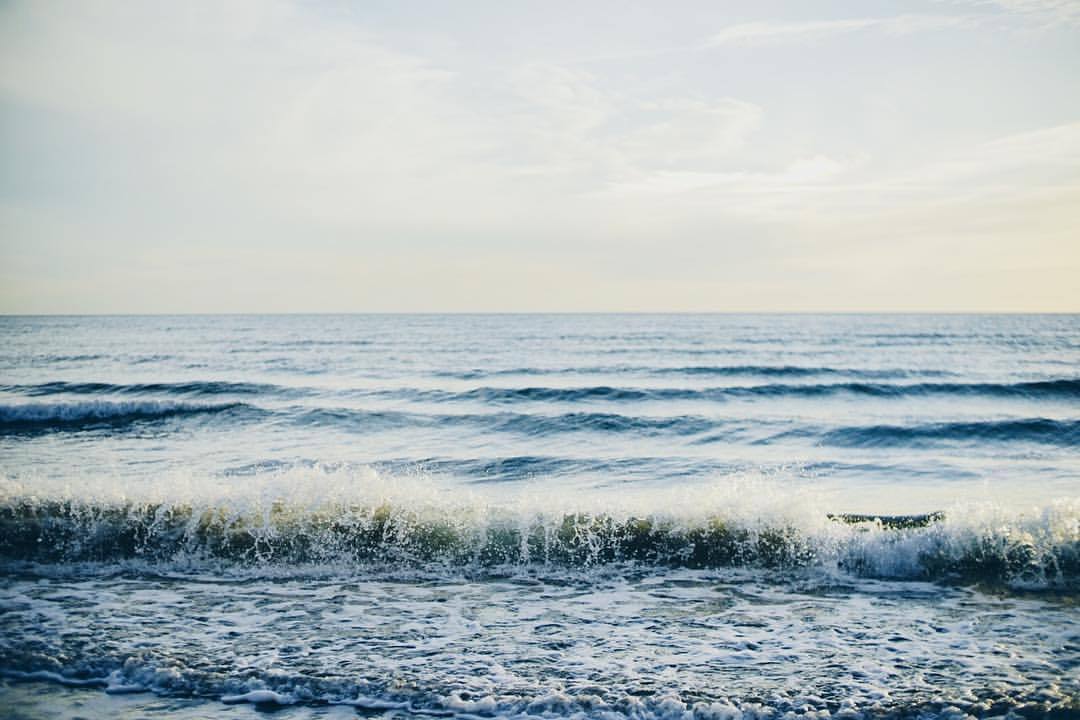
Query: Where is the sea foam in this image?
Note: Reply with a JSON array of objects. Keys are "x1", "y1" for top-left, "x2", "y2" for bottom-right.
[{"x1": 1, "y1": 468, "x2": 1075, "y2": 589}]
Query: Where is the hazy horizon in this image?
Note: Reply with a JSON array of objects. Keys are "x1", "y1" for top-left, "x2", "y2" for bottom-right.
[
  {"x1": 2, "y1": 1, "x2": 1079, "y2": 313},
  {"x1": 3, "y1": 310, "x2": 1080, "y2": 318}
]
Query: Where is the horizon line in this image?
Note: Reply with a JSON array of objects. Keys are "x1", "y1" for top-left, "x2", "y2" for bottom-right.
[{"x1": 2, "y1": 310, "x2": 1078, "y2": 318}]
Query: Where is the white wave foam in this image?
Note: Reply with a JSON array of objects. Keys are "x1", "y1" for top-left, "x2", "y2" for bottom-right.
[{"x1": 1, "y1": 466, "x2": 1076, "y2": 587}]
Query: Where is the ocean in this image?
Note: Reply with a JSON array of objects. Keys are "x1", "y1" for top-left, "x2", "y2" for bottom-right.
[{"x1": 0, "y1": 313, "x2": 1076, "y2": 719}]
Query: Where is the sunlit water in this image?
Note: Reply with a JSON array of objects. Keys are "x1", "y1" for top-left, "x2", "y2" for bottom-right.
[{"x1": 1, "y1": 314, "x2": 1077, "y2": 718}]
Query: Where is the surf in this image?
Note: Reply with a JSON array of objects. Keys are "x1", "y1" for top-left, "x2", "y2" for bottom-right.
[{"x1": 1, "y1": 481, "x2": 1074, "y2": 590}]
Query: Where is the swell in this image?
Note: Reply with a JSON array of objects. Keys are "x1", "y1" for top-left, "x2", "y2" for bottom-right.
[
  {"x1": 0, "y1": 401, "x2": 260, "y2": 433},
  {"x1": 7, "y1": 378, "x2": 1075, "y2": 405},
  {"x1": 383, "y1": 379, "x2": 1080, "y2": 404},
  {"x1": 0, "y1": 498, "x2": 1075, "y2": 589},
  {"x1": 820, "y1": 417, "x2": 1080, "y2": 447},
  {"x1": 0, "y1": 353, "x2": 106, "y2": 365},
  {"x1": 277, "y1": 403, "x2": 1080, "y2": 446},
  {"x1": 1, "y1": 380, "x2": 300, "y2": 398},
  {"x1": 5, "y1": 400, "x2": 1073, "y2": 447},
  {"x1": 435, "y1": 365, "x2": 955, "y2": 380},
  {"x1": 371, "y1": 455, "x2": 725, "y2": 483},
  {"x1": 291, "y1": 407, "x2": 717, "y2": 437}
]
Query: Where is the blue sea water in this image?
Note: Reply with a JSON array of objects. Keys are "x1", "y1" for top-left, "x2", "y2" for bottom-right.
[{"x1": 0, "y1": 314, "x2": 1077, "y2": 718}]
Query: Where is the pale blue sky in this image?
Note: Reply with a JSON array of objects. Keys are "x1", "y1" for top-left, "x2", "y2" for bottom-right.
[{"x1": 1, "y1": 0, "x2": 1078, "y2": 312}]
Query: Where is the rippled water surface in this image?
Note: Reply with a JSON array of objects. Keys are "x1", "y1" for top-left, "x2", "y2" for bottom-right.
[{"x1": 0, "y1": 314, "x2": 1077, "y2": 718}]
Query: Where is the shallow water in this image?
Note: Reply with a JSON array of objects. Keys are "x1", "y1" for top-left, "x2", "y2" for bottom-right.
[{"x1": 1, "y1": 314, "x2": 1077, "y2": 717}]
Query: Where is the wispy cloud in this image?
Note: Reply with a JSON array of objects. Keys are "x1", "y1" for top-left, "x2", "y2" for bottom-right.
[
  {"x1": 943, "y1": 0, "x2": 1080, "y2": 28},
  {"x1": 707, "y1": 14, "x2": 973, "y2": 46},
  {"x1": 593, "y1": 122, "x2": 1080, "y2": 227}
]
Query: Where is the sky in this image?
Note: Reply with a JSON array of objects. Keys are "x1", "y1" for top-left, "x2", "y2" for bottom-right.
[{"x1": 1, "y1": 0, "x2": 1078, "y2": 313}]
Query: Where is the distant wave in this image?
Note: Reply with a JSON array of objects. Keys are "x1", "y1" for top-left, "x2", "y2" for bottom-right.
[
  {"x1": 435, "y1": 365, "x2": 955, "y2": 380},
  {"x1": 387, "y1": 379, "x2": 1080, "y2": 404},
  {"x1": 1, "y1": 380, "x2": 297, "y2": 397},
  {"x1": 6, "y1": 398, "x2": 1072, "y2": 447},
  {"x1": 821, "y1": 418, "x2": 1080, "y2": 448},
  {"x1": 0, "y1": 497, "x2": 1075, "y2": 589},
  {"x1": 652, "y1": 365, "x2": 954, "y2": 379},
  {"x1": 0, "y1": 354, "x2": 112, "y2": 372},
  {"x1": 286, "y1": 406, "x2": 1080, "y2": 447},
  {"x1": 294, "y1": 404, "x2": 1079, "y2": 447},
  {"x1": 0, "y1": 353, "x2": 107, "y2": 364},
  {"x1": 236, "y1": 339, "x2": 374, "y2": 350},
  {"x1": 479, "y1": 411, "x2": 715, "y2": 436},
  {"x1": 8, "y1": 378, "x2": 1075, "y2": 405},
  {"x1": 0, "y1": 401, "x2": 259, "y2": 433},
  {"x1": 292, "y1": 407, "x2": 717, "y2": 437}
]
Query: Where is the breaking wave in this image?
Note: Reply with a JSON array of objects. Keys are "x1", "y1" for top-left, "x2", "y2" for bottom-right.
[{"x1": 1, "y1": 480, "x2": 1075, "y2": 590}]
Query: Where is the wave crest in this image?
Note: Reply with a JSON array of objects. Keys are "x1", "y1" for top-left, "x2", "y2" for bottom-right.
[
  {"x1": 0, "y1": 401, "x2": 257, "y2": 432},
  {"x1": 392, "y1": 379, "x2": 1080, "y2": 404},
  {"x1": 1, "y1": 494, "x2": 1075, "y2": 589},
  {"x1": 820, "y1": 417, "x2": 1080, "y2": 447},
  {"x1": 1, "y1": 380, "x2": 293, "y2": 397}
]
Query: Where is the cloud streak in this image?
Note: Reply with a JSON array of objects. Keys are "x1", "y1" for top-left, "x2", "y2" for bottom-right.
[
  {"x1": 706, "y1": 14, "x2": 973, "y2": 46},
  {"x1": 943, "y1": 0, "x2": 1080, "y2": 28}
]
